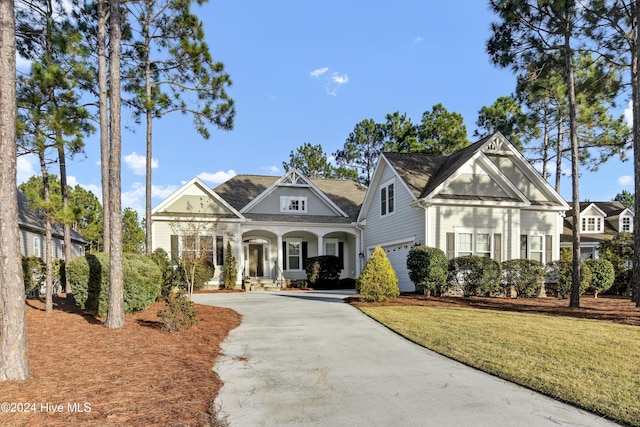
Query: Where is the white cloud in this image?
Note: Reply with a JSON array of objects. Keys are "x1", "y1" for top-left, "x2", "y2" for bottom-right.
[
  {"x1": 197, "y1": 170, "x2": 237, "y2": 184},
  {"x1": 152, "y1": 184, "x2": 180, "y2": 199},
  {"x1": 17, "y1": 155, "x2": 37, "y2": 184},
  {"x1": 261, "y1": 165, "x2": 280, "y2": 175},
  {"x1": 618, "y1": 175, "x2": 633, "y2": 186},
  {"x1": 310, "y1": 67, "x2": 329, "y2": 77},
  {"x1": 331, "y1": 73, "x2": 349, "y2": 85},
  {"x1": 124, "y1": 152, "x2": 158, "y2": 176},
  {"x1": 413, "y1": 36, "x2": 423, "y2": 43},
  {"x1": 625, "y1": 100, "x2": 633, "y2": 127},
  {"x1": 122, "y1": 182, "x2": 145, "y2": 216},
  {"x1": 16, "y1": 54, "x2": 31, "y2": 71}
]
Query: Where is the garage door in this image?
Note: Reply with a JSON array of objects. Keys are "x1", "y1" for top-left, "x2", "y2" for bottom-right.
[{"x1": 381, "y1": 243, "x2": 414, "y2": 293}]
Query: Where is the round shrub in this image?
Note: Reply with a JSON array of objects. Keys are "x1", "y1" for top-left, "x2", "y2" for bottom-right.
[
  {"x1": 406, "y1": 246, "x2": 448, "y2": 295},
  {"x1": 545, "y1": 260, "x2": 591, "y2": 298},
  {"x1": 177, "y1": 258, "x2": 215, "y2": 292},
  {"x1": 502, "y1": 259, "x2": 545, "y2": 298},
  {"x1": 448, "y1": 256, "x2": 501, "y2": 297},
  {"x1": 356, "y1": 246, "x2": 399, "y2": 302},
  {"x1": 585, "y1": 258, "x2": 615, "y2": 298},
  {"x1": 68, "y1": 252, "x2": 161, "y2": 317}
]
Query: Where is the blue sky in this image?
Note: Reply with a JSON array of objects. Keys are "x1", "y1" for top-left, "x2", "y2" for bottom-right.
[{"x1": 16, "y1": 1, "x2": 635, "y2": 216}]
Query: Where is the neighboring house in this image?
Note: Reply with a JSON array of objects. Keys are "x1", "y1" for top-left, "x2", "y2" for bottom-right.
[
  {"x1": 151, "y1": 132, "x2": 570, "y2": 291},
  {"x1": 151, "y1": 171, "x2": 367, "y2": 287},
  {"x1": 562, "y1": 201, "x2": 634, "y2": 260},
  {"x1": 17, "y1": 191, "x2": 87, "y2": 260},
  {"x1": 357, "y1": 132, "x2": 569, "y2": 291}
]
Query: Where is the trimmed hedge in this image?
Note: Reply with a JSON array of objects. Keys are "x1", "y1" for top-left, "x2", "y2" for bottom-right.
[
  {"x1": 357, "y1": 246, "x2": 399, "y2": 302},
  {"x1": 448, "y1": 256, "x2": 502, "y2": 297},
  {"x1": 502, "y1": 259, "x2": 545, "y2": 298},
  {"x1": 304, "y1": 255, "x2": 342, "y2": 289},
  {"x1": 406, "y1": 246, "x2": 448, "y2": 295},
  {"x1": 67, "y1": 252, "x2": 161, "y2": 316}
]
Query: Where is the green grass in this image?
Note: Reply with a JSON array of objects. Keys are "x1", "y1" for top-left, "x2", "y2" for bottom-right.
[{"x1": 359, "y1": 305, "x2": 640, "y2": 426}]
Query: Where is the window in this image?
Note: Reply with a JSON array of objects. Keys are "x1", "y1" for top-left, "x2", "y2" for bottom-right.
[
  {"x1": 181, "y1": 234, "x2": 216, "y2": 264},
  {"x1": 33, "y1": 237, "x2": 41, "y2": 258},
  {"x1": 280, "y1": 196, "x2": 307, "y2": 213},
  {"x1": 581, "y1": 216, "x2": 602, "y2": 233},
  {"x1": 454, "y1": 230, "x2": 496, "y2": 258},
  {"x1": 287, "y1": 240, "x2": 302, "y2": 270},
  {"x1": 530, "y1": 235, "x2": 543, "y2": 262},
  {"x1": 380, "y1": 181, "x2": 395, "y2": 217},
  {"x1": 325, "y1": 239, "x2": 338, "y2": 256},
  {"x1": 622, "y1": 216, "x2": 632, "y2": 232}
]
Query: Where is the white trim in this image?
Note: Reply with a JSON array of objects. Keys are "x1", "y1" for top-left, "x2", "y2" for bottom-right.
[
  {"x1": 453, "y1": 227, "x2": 496, "y2": 258},
  {"x1": 285, "y1": 238, "x2": 303, "y2": 271},
  {"x1": 280, "y1": 196, "x2": 308, "y2": 213},
  {"x1": 380, "y1": 179, "x2": 396, "y2": 218}
]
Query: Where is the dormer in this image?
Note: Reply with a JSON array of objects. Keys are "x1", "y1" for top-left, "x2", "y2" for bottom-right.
[
  {"x1": 608, "y1": 208, "x2": 634, "y2": 233},
  {"x1": 579, "y1": 203, "x2": 607, "y2": 234}
]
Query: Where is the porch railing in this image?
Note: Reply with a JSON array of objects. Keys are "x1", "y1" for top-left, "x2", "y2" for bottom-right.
[{"x1": 272, "y1": 261, "x2": 284, "y2": 288}]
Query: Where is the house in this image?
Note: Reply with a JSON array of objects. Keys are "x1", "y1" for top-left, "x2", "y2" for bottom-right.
[
  {"x1": 17, "y1": 191, "x2": 87, "y2": 260},
  {"x1": 151, "y1": 171, "x2": 367, "y2": 288},
  {"x1": 357, "y1": 132, "x2": 569, "y2": 291},
  {"x1": 561, "y1": 201, "x2": 634, "y2": 259},
  {"x1": 151, "y1": 132, "x2": 569, "y2": 291}
]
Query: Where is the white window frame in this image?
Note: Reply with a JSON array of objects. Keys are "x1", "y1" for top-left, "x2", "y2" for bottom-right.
[
  {"x1": 380, "y1": 179, "x2": 395, "y2": 217},
  {"x1": 621, "y1": 215, "x2": 633, "y2": 232},
  {"x1": 529, "y1": 234, "x2": 544, "y2": 263},
  {"x1": 180, "y1": 233, "x2": 215, "y2": 264},
  {"x1": 581, "y1": 215, "x2": 603, "y2": 233},
  {"x1": 324, "y1": 238, "x2": 339, "y2": 257},
  {"x1": 280, "y1": 196, "x2": 307, "y2": 213},
  {"x1": 455, "y1": 229, "x2": 493, "y2": 258},
  {"x1": 286, "y1": 238, "x2": 303, "y2": 271},
  {"x1": 33, "y1": 236, "x2": 41, "y2": 258}
]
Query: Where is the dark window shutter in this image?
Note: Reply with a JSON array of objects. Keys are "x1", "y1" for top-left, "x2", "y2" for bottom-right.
[
  {"x1": 545, "y1": 235, "x2": 553, "y2": 263},
  {"x1": 520, "y1": 235, "x2": 527, "y2": 259},
  {"x1": 338, "y1": 242, "x2": 344, "y2": 269},
  {"x1": 446, "y1": 233, "x2": 455, "y2": 259},
  {"x1": 493, "y1": 233, "x2": 502, "y2": 261},
  {"x1": 171, "y1": 235, "x2": 179, "y2": 264},
  {"x1": 282, "y1": 241, "x2": 287, "y2": 270},
  {"x1": 302, "y1": 241, "x2": 308, "y2": 262},
  {"x1": 216, "y1": 236, "x2": 224, "y2": 265}
]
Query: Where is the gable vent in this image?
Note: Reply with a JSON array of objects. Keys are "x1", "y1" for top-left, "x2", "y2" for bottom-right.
[{"x1": 485, "y1": 135, "x2": 508, "y2": 153}]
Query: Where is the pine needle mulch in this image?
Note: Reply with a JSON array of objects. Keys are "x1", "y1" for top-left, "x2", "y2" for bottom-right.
[{"x1": 1, "y1": 295, "x2": 241, "y2": 427}]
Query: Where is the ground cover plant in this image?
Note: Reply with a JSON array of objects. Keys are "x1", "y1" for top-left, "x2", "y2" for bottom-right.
[
  {"x1": 353, "y1": 295, "x2": 640, "y2": 426},
  {"x1": 1, "y1": 295, "x2": 240, "y2": 426}
]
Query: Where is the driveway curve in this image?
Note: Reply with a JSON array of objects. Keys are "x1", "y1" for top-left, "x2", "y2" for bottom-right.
[{"x1": 194, "y1": 290, "x2": 618, "y2": 427}]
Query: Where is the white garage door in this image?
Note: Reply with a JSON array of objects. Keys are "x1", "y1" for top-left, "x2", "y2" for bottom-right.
[{"x1": 381, "y1": 243, "x2": 414, "y2": 293}]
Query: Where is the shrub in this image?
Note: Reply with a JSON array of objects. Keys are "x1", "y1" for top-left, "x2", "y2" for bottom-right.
[
  {"x1": 356, "y1": 246, "x2": 399, "y2": 302},
  {"x1": 157, "y1": 292, "x2": 199, "y2": 332},
  {"x1": 545, "y1": 260, "x2": 591, "y2": 298},
  {"x1": 67, "y1": 252, "x2": 161, "y2": 317},
  {"x1": 304, "y1": 255, "x2": 342, "y2": 289},
  {"x1": 22, "y1": 255, "x2": 45, "y2": 294},
  {"x1": 178, "y1": 258, "x2": 215, "y2": 292},
  {"x1": 585, "y1": 258, "x2": 615, "y2": 298},
  {"x1": 448, "y1": 256, "x2": 501, "y2": 297},
  {"x1": 502, "y1": 259, "x2": 545, "y2": 298},
  {"x1": 406, "y1": 246, "x2": 448, "y2": 295},
  {"x1": 222, "y1": 241, "x2": 238, "y2": 290},
  {"x1": 149, "y1": 248, "x2": 179, "y2": 299}
]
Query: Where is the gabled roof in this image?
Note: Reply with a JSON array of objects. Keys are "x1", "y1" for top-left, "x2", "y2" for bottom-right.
[
  {"x1": 368, "y1": 132, "x2": 567, "y2": 212},
  {"x1": 214, "y1": 171, "x2": 366, "y2": 221},
  {"x1": 18, "y1": 191, "x2": 88, "y2": 244},
  {"x1": 564, "y1": 201, "x2": 631, "y2": 218}
]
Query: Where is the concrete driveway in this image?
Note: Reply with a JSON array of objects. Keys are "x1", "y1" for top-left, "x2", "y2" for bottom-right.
[{"x1": 194, "y1": 290, "x2": 618, "y2": 427}]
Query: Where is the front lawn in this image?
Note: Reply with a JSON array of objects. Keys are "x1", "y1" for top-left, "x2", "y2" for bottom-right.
[{"x1": 357, "y1": 297, "x2": 640, "y2": 426}]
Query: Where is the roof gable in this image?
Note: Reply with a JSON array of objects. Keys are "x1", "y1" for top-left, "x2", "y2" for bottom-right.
[{"x1": 152, "y1": 177, "x2": 242, "y2": 219}]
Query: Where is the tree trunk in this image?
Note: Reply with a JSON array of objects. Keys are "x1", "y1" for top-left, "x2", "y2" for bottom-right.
[
  {"x1": 98, "y1": 0, "x2": 110, "y2": 254},
  {"x1": 565, "y1": 31, "x2": 581, "y2": 309},
  {"x1": 39, "y1": 160, "x2": 54, "y2": 313},
  {"x1": 145, "y1": 21, "x2": 153, "y2": 256},
  {"x1": 57, "y1": 141, "x2": 72, "y2": 293},
  {"x1": 0, "y1": 0, "x2": 30, "y2": 380},
  {"x1": 105, "y1": 0, "x2": 125, "y2": 329},
  {"x1": 632, "y1": 0, "x2": 640, "y2": 307},
  {"x1": 555, "y1": 121, "x2": 563, "y2": 193}
]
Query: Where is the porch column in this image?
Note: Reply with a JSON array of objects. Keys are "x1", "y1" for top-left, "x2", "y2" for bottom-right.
[
  {"x1": 236, "y1": 224, "x2": 243, "y2": 285},
  {"x1": 318, "y1": 234, "x2": 323, "y2": 256},
  {"x1": 276, "y1": 234, "x2": 283, "y2": 282},
  {"x1": 355, "y1": 234, "x2": 361, "y2": 277}
]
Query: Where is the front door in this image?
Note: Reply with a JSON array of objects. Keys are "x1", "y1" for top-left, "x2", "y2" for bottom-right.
[{"x1": 249, "y1": 244, "x2": 264, "y2": 277}]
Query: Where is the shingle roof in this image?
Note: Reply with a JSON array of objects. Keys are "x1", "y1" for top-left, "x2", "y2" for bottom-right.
[
  {"x1": 17, "y1": 191, "x2": 88, "y2": 243},
  {"x1": 213, "y1": 174, "x2": 367, "y2": 221},
  {"x1": 564, "y1": 201, "x2": 628, "y2": 218},
  {"x1": 383, "y1": 135, "x2": 491, "y2": 199}
]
